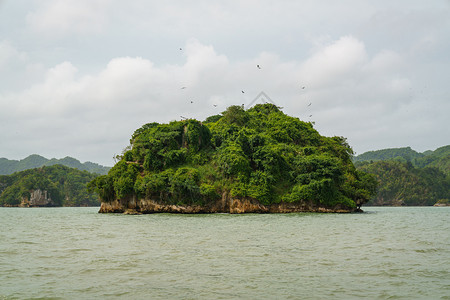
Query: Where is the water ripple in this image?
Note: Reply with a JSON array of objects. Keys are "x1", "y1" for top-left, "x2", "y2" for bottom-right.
[{"x1": 0, "y1": 207, "x2": 449, "y2": 299}]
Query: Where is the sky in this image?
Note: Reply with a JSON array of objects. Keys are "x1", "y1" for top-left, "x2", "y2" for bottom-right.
[{"x1": 0, "y1": 0, "x2": 449, "y2": 166}]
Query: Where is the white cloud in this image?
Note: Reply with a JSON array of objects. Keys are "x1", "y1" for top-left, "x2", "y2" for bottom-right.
[
  {"x1": 3, "y1": 36, "x2": 443, "y2": 165},
  {"x1": 365, "y1": 50, "x2": 404, "y2": 73},
  {"x1": 1, "y1": 0, "x2": 449, "y2": 166},
  {"x1": 0, "y1": 40, "x2": 48, "y2": 93},
  {"x1": 26, "y1": 0, "x2": 110, "y2": 36},
  {"x1": 0, "y1": 40, "x2": 27, "y2": 68},
  {"x1": 300, "y1": 36, "x2": 367, "y2": 88}
]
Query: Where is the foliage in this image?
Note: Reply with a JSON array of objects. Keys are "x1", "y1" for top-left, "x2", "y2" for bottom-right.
[
  {"x1": 412, "y1": 145, "x2": 450, "y2": 176},
  {"x1": 354, "y1": 145, "x2": 450, "y2": 206},
  {"x1": 204, "y1": 114, "x2": 222, "y2": 124},
  {"x1": 353, "y1": 147, "x2": 424, "y2": 163},
  {"x1": 354, "y1": 145, "x2": 450, "y2": 176},
  {"x1": 90, "y1": 104, "x2": 378, "y2": 209},
  {"x1": 357, "y1": 160, "x2": 450, "y2": 206},
  {"x1": 0, "y1": 165, "x2": 100, "y2": 206}
]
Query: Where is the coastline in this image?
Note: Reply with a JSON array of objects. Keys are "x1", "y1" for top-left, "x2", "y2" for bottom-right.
[{"x1": 98, "y1": 194, "x2": 360, "y2": 214}]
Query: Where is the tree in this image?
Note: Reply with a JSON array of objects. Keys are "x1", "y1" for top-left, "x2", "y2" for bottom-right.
[
  {"x1": 89, "y1": 103, "x2": 378, "y2": 210},
  {"x1": 1, "y1": 165, "x2": 100, "y2": 206}
]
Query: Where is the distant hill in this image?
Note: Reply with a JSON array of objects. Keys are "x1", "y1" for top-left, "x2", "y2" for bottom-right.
[
  {"x1": 353, "y1": 146, "x2": 424, "y2": 162},
  {"x1": 412, "y1": 145, "x2": 450, "y2": 176},
  {"x1": 0, "y1": 154, "x2": 111, "y2": 175},
  {"x1": 354, "y1": 145, "x2": 450, "y2": 206},
  {"x1": 356, "y1": 160, "x2": 449, "y2": 206},
  {"x1": 353, "y1": 145, "x2": 450, "y2": 176}
]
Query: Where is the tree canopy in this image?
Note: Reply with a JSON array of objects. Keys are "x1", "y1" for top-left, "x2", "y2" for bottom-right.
[
  {"x1": 356, "y1": 158, "x2": 450, "y2": 206},
  {"x1": 353, "y1": 145, "x2": 450, "y2": 176},
  {"x1": 0, "y1": 165, "x2": 100, "y2": 206},
  {"x1": 89, "y1": 104, "x2": 377, "y2": 210}
]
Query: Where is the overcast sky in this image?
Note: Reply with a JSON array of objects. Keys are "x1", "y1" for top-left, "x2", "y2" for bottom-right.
[{"x1": 1, "y1": 1, "x2": 449, "y2": 166}]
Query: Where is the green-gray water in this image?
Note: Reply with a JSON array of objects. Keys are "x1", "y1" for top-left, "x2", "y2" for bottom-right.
[{"x1": 1, "y1": 207, "x2": 449, "y2": 299}]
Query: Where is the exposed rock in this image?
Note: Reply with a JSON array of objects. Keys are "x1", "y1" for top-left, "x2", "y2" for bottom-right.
[
  {"x1": 124, "y1": 208, "x2": 142, "y2": 215},
  {"x1": 20, "y1": 189, "x2": 53, "y2": 207},
  {"x1": 98, "y1": 193, "x2": 359, "y2": 214},
  {"x1": 434, "y1": 203, "x2": 450, "y2": 207}
]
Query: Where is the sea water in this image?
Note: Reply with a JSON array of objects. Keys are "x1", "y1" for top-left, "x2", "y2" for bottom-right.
[{"x1": 0, "y1": 207, "x2": 449, "y2": 299}]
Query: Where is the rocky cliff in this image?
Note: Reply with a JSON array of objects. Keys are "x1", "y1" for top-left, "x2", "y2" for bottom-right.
[
  {"x1": 98, "y1": 192, "x2": 360, "y2": 214},
  {"x1": 20, "y1": 189, "x2": 54, "y2": 207}
]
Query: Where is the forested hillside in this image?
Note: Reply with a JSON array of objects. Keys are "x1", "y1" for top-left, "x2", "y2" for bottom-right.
[
  {"x1": 413, "y1": 145, "x2": 450, "y2": 176},
  {"x1": 0, "y1": 165, "x2": 100, "y2": 207},
  {"x1": 353, "y1": 147, "x2": 424, "y2": 162},
  {"x1": 0, "y1": 154, "x2": 110, "y2": 175},
  {"x1": 353, "y1": 145, "x2": 450, "y2": 176},
  {"x1": 354, "y1": 146, "x2": 450, "y2": 206},
  {"x1": 89, "y1": 104, "x2": 378, "y2": 213}
]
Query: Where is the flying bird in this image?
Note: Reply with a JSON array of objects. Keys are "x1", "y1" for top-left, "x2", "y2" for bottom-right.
[
  {"x1": 241, "y1": 90, "x2": 245, "y2": 93},
  {"x1": 179, "y1": 48, "x2": 182, "y2": 50},
  {"x1": 308, "y1": 103, "x2": 311, "y2": 107},
  {"x1": 190, "y1": 100, "x2": 194, "y2": 103},
  {"x1": 257, "y1": 64, "x2": 261, "y2": 69},
  {"x1": 181, "y1": 87, "x2": 187, "y2": 89},
  {"x1": 213, "y1": 104, "x2": 217, "y2": 107},
  {"x1": 302, "y1": 86, "x2": 306, "y2": 89}
]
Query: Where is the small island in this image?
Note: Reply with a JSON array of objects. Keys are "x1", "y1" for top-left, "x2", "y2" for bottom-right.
[
  {"x1": 0, "y1": 164, "x2": 100, "y2": 207},
  {"x1": 88, "y1": 104, "x2": 378, "y2": 214}
]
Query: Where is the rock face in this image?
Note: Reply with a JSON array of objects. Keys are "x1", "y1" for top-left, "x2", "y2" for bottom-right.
[
  {"x1": 99, "y1": 192, "x2": 359, "y2": 214},
  {"x1": 20, "y1": 189, "x2": 53, "y2": 207},
  {"x1": 434, "y1": 203, "x2": 450, "y2": 207}
]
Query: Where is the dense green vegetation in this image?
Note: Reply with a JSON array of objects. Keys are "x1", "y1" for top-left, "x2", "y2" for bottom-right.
[
  {"x1": 355, "y1": 146, "x2": 450, "y2": 206},
  {"x1": 89, "y1": 104, "x2": 377, "y2": 210},
  {"x1": 0, "y1": 154, "x2": 110, "y2": 175},
  {"x1": 353, "y1": 145, "x2": 450, "y2": 176},
  {"x1": 0, "y1": 165, "x2": 100, "y2": 206},
  {"x1": 413, "y1": 146, "x2": 450, "y2": 176},
  {"x1": 353, "y1": 147, "x2": 424, "y2": 163}
]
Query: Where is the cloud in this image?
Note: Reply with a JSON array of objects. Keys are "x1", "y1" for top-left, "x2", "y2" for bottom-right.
[
  {"x1": 365, "y1": 50, "x2": 404, "y2": 73},
  {"x1": 0, "y1": 40, "x2": 28, "y2": 69},
  {"x1": 0, "y1": 36, "x2": 448, "y2": 165},
  {"x1": 26, "y1": 0, "x2": 110, "y2": 36},
  {"x1": 0, "y1": 40, "x2": 48, "y2": 93},
  {"x1": 0, "y1": 41, "x2": 18, "y2": 65},
  {"x1": 300, "y1": 36, "x2": 367, "y2": 88}
]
